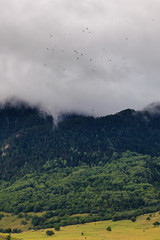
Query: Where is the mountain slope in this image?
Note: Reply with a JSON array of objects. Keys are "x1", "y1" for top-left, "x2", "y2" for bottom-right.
[
  {"x1": 1, "y1": 104, "x2": 160, "y2": 227},
  {"x1": 0, "y1": 104, "x2": 160, "y2": 180}
]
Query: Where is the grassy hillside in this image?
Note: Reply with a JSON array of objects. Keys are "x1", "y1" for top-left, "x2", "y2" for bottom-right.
[{"x1": 6, "y1": 211, "x2": 160, "y2": 240}]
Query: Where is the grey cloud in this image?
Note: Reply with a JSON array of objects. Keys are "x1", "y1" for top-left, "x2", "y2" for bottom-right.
[{"x1": 0, "y1": 0, "x2": 160, "y2": 120}]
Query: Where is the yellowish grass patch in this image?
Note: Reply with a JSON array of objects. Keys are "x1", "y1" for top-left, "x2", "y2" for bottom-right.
[{"x1": 1, "y1": 211, "x2": 160, "y2": 240}]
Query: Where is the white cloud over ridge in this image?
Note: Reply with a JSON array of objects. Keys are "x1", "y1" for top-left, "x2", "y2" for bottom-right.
[{"x1": 0, "y1": 0, "x2": 160, "y2": 120}]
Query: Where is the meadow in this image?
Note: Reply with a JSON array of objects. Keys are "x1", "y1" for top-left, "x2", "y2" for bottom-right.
[{"x1": 1, "y1": 211, "x2": 160, "y2": 240}]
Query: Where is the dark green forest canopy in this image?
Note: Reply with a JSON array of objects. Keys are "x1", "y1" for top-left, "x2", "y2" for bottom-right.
[
  {"x1": 1, "y1": 104, "x2": 160, "y2": 227},
  {"x1": 0, "y1": 104, "x2": 160, "y2": 179}
]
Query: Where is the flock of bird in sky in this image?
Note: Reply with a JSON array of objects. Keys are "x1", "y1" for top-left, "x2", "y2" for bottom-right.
[{"x1": 43, "y1": 26, "x2": 128, "y2": 74}]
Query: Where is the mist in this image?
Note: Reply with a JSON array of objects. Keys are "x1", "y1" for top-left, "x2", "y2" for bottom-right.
[{"x1": 0, "y1": 0, "x2": 160, "y2": 120}]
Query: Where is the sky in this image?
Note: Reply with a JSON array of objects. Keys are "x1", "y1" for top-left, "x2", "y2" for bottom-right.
[{"x1": 0, "y1": 0, "x2": 160, "y2": 120}]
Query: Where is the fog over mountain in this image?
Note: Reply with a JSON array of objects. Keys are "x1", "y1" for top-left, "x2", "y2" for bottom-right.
[{"x1": 0, "y1": 0, "x2": 160, "y2": 120}]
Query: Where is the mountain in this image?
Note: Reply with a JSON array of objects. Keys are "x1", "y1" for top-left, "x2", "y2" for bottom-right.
[
  {"x1": 0, "y1": 103, "x2": 160, "y2": 180},
  {"x1": 1, "y1": 103, "x2": 160, "y2": 229}
]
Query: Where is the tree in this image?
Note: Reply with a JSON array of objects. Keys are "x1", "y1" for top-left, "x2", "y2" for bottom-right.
[
  {"x1": 131, "y1": 216, "x2": 136, "y2": 222},
  {"x1": 5, "y1": 228, "x2": 11, "y2": 234},
  {"x1": 46, "y1": 230, "x2": 54, "y2": 236},
  {"x1": 55, "y1": 225, "x2": 60, "y2": 231},
  {"x1": 153, "y1": 221, "x2": 160, "y2": 227},
  {"x1": 21, "y1": 220, "x2": 27, "y2": 225},
  {"x1": 6, "y1": 235, "x2": 11, "y2": 240},
  {"x1": 106, "y1": 226, "x2": 112, "y2": 231}
]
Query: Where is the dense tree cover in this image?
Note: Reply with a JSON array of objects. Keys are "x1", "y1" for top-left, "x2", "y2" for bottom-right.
[
  {"x1": 0, "y1": 152, "x2": 160, "y2": 228},
  {"x1": 0, "y1": 104, "x2": 160, "y2": 180},
  {"x1": 1, "y1": 104, "x2": 160, "y2": 228}
]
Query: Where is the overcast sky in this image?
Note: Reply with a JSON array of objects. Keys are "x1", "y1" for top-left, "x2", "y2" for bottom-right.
[{"x1": 0, "y1": 0, "x2": 160, "y2": 120}]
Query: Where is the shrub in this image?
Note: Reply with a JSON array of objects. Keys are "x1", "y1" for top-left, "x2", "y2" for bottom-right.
[
  {"x1": 17, "y1": 213, "x2": 23, "y2": 218},
  {"x1": 131, "y1": 216, "x2": 136, "y2": 222},
  {"x1": 44, "y1": 211, "x2": 54, "y2": 218},
  {"x1": 106, "y1": 226, "x2": 112, "y2": 231},
  {"x1": 55, "y1": 225, "x2": 60, "y2": 231},
  {"x1": 46, "y1": 230, "x2": 54, "y2": 236},
  {"x1": 0, "y1": 214, "x2": 4, "y2": 220},
  {"x1": 24, "y1": 213, "x2": 30, "y2": 221},
  {"x1": 5, "y1": 228, "x2": 11, "y2": 233},
  {"x1": 21, "y1": 220, "x2": 27, "y2": 225},
  {"x1": 153, "y1": 221, "x2": 160, "y2": 227},
  {"x1": 6, "y1": 235, "x2": 11, "y2": 240},
  {"x1": 31, "y1": 216, "x2": 45, "y2": 227},
  {"x1": 12, "y1": 228, "x2": 22, "y2": 233}
]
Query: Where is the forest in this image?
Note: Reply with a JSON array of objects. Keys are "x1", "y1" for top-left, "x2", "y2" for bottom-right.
[{"x1": 0, "y1": 103, "x2": 160, "y2": 229}]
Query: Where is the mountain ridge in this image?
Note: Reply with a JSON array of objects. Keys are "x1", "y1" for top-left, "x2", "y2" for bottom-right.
[{"x1": 0, "y1": 103, "x2": 160, "y2": 180}]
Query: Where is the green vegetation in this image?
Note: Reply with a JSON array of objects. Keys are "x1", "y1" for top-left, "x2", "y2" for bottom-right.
[
  {"x1": 1, "y1": 104, "x2": 160, "y2": 229},
  {"x1": 55, "y1": 226, "x2": 60, "y2": 231},
  {"x1": 0, "y1": 228, "x2": 22, "y2": 234},
  {"x1": 106, "y1": 226, "x2": 112, "y2": 231},
  {"x1": 0, "y1": 152, "x2": 160, "y2": 228},
  {"x1": 11, "y1": 211, "x2": 160, "y2": 240},
  {"x1": 1, "y1": 105, "x2": 160, "y2": 181},
  {"x1": 153, "y1": 221, "x2": 160, "y2": 227},
  {"x1": 131, "y1": 216, "x2": 136, "y2": 222},
  {"x1": 46, "y1": 230, "x2": 54, "y2": 236}
]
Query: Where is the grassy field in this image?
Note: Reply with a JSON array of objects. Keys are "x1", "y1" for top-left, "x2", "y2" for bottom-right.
[{"x1": 1, "y1": 211, "x2": 160, "y2": 240}]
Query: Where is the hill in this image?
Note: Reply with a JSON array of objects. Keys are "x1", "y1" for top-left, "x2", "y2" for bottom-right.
[
  {"x1": 1, "y1": 103, "x2": 160, "y2": 180},
  {"x1": 1, "y1": 103, "x2": 160, "y2": 228},
  {"x1": 2, "y1": 211, "x2": 160, "y2": 240}
]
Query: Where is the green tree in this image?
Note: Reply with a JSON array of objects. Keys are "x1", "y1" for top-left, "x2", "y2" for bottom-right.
[
  {"x1": 21, "y1": 220, "x2": 27, "y2": 225},
  {"x1": 46, "y1": 230, "x2": 54, "y2": 236},
  {"x1": 6, "y1": 235, "x2": 11, "y2": 240},
  {"x1": 55, "y1": 225, "x2": 60, "y2": 231},
  {"x1": 131, "y1": 216, "x2": 136, "y2": 222},
  {"x1": 153, "y1": 221, "x2": 160, "y2": 227},
  {"x1": 106, "y1": 226, "x2": 112, "y2": 231}
]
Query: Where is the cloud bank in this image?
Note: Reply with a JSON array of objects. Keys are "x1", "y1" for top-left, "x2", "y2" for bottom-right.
[{"x1": 0, "y1": 0, "x2": 160, "y2": 120}]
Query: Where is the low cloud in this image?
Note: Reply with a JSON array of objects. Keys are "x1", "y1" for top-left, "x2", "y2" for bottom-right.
[{"x1": 0, "y1": 0, "x2": 160, "y2": 120}]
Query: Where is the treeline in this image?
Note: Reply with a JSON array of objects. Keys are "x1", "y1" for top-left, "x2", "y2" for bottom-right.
[
  {"x1": 29, "y1": 207, "x2": 160, "y2": 230},
  {"x1": 0, "y1": 228, "x2": 22, "y2": 233}
]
